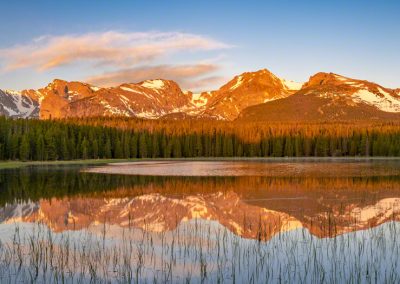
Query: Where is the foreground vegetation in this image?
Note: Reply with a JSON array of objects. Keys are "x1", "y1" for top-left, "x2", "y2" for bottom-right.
[
  {"x1": 1, "y1": 116, "x2": 400, "y2": 161},
  {"x1": 0, "y1": 219, "x2": 399, "y2": 283}
]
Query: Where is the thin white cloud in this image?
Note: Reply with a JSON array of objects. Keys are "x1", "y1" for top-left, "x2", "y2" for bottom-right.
[
  {"x1": 85, "y1": 64, "x2": 225, "y2": 91},
  {"x1": 0, "y1": 31, "x2": 230, "y2": 71},
  {"x1": 184, "y1": 76, "x2": 228, "y2": 90}
]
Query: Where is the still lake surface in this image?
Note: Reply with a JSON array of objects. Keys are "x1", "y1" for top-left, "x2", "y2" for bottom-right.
[{"x1": 0, "y1": 159, "x2": 400, "y2": 283}]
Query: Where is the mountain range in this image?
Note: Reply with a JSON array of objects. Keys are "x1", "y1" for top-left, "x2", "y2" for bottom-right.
[{"x1": 1, "y1": 69, "x2": 400, "y2": 121}]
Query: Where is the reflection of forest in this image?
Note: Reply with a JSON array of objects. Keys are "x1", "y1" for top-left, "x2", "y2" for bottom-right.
[{"x1": 1, "y1": 166, "x2": 400, "y2": 240}]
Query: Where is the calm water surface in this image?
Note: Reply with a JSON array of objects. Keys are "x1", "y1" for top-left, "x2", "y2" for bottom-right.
[{"x1": 0, "y1": 160, "x2": 400, "y2": 283}]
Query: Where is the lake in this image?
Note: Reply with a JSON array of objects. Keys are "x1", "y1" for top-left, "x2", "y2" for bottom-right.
[{"x1": 0, "y1": 159, "x2": 400, "y2": 283}]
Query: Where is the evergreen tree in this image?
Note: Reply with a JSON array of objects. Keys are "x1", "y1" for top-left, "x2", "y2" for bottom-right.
[
  {"x1": 19, "y1": 135, "x2": 30, "y2": 161},
  {"x1": 35, "y1": 133, "x2": 45, "y2": 161},
  {"x1": 152, "y1": 135, "x2": 160, "y2": 158},
  {"x1": 130, "y1": 134, "x2": 138, "y2": 158},
  {"x1": 114, "y1": 138, "x2": 123, "y2": 158},
  {"x1": 61, "y1": 137, "x2": 69, "y2": 160},
  {"x1": 272, "y1": 138, "x2": 283, "y2": 157},
  {"x1": 81, "y1": 137, "x2": 89, "y2": 159},
  {"x1": 139, "y1": 134, "x2": 148, "y2": 158},
  {"x1": 92, "y1": 138, "x2": 99, "y2": 159},
  {"x1": 44, "y1": 130, "x2": 58, "y2": 160},
  {"x1": 104, "y1": 137, "x2": 112, "y2": 158},
  {"x1": 172, "y1": 138, "x2": 182, "y2": 158}
]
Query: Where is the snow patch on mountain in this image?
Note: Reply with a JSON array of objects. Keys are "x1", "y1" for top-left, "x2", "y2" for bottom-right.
[
  {"x1": 352, "y1": 89, "x2": 400, "y2": 112},
  {"x1": 90, "y1": 86, "x2": 101, "y2": 92},
  {"x1": 135, "y1": 109, "x2": 163, "y2": 119},
  {"x1": 141, "y1": 80, "x2": 165, "y2": 90},
  {"x1": 0, "y1": 89, "x2": 39, "y2": 118},
  {"x1": 280, "y1": 79, "x2": 303, "y2": 91},
  {"x1": 191, "y1": 93, "x2": 208, "y2": 108},
  {"x1": 334, "y1": 74, "x2": 350, "y2": 82},
  {"x1": 100, "y1": 100, "x2": 130, "y2": 117},
  {"x1": 120, "y1": 86, "x2": 138, "y2": 93},
  {"x1": 230, "y1": 76, "x2": 243, "y2": 90}
]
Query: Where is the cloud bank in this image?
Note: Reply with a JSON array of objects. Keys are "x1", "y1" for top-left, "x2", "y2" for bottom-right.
[{"x1": 0, "y1": 31, "x2": 229, "y2": 71}]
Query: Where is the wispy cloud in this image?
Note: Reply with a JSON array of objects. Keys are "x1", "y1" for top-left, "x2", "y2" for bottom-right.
[
  {"x1": 85, "y1": 64, "x2": 225, "y2": 91},
  {"x1": 184, "y1": 76, "x2": 228, "y2": 90},
  {"x1": 0, "y1": 31, "x2": 230, "y2": 71}
]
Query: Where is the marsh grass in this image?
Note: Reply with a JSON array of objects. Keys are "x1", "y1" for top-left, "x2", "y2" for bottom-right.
[{"x1": 0, "y1": 216, "x2": 399, "y2": 283}]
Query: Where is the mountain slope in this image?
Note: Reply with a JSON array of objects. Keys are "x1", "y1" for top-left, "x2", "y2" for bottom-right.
[
  {"x1": 30, "y1": 79, "x2": 193, "y2": 119},
  {"x1": 197, "y1": 69, "x2": 301, "y2": 120},
  {"x1": 0, "y1": 89, "x2": 39, "y2": 118},
  {"x1": 1, "y1": 70, "x2": 400, "y2": 121},
  {"x1": 102, "y1": 80, "x2": 193, "y2": 118},
  {"x1": 237, "y1": 72, "x2": 400, "y2": 122},
  {"x1": 0, "y1": 68, "x2": 301, "y2": 120}
]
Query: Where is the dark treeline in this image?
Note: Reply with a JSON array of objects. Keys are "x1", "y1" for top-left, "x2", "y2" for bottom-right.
[
  {"x1": 1, "y1": 116, "x2": 400, "y2": 161},
  {"x1": 2, "y1": 166, "x2": 400, "y2": 206},
  {"x1": 0, "y1": 166, "x2": 238, "y2": 205}
]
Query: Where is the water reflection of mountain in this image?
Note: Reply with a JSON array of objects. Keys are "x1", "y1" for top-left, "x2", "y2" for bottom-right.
[{"x1": 1, "y1": 168, "x2": 400, "y2": 240}]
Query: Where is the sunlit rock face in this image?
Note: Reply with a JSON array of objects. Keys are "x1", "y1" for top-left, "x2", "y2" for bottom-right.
[
  {"x1": 2, "y1": 69, "x2": 400, "y2": 121},
  {"x1": 34, "y1": 79, "x2": 194, "y2": 119},
  {"x1": 0, "y1": 68, "x2": 299, "y2": 120},
  {"x1": 198, "y1": 69, "x2": 299, "y2": 120},
  {"x1": 238, "y1": 72, "x2": 400, "y2": 122}
]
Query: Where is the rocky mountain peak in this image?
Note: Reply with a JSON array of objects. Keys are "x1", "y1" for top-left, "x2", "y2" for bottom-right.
[
  {"x1": 199, "y1": 68, "x2": 299, "y2": 120},
  {"x1": 1, "y1": 69, "x2": 400, "y2": 121}
]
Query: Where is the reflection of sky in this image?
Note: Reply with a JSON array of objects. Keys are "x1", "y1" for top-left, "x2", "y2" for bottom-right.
[
  {"x1": 0, "y1": 221, "x2": 399, "y2": 283},
  {"x1": 1, "y1": 1, "x2": 400, "y2": 90}
]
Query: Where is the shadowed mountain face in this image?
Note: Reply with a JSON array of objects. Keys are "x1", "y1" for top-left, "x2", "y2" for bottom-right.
[
  {"x1": 0, "y1": 89, "x2": 39, "y2": 118},
  {"x1": 2, "y1": 69, "x2": 399, "y2": 121},
  {"x1": 1, "y1": 163, "x2": 400, "y2": 241}
]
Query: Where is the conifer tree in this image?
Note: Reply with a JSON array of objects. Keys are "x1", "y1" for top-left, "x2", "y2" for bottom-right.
[
  {"x1": 19, "y1": 135, "x2": 30, "y2": 161},
  {"x1": 139, "y1": 133, "x2": 148, "y2": 158}
]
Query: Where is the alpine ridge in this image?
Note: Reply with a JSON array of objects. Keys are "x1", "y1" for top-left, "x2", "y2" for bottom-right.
[
  {"x1": 1, "y1": 69, "x2": 400, "y2": 121},
  {"x1": 237, "y1": 72, "x2": 400, "y2": 121}
]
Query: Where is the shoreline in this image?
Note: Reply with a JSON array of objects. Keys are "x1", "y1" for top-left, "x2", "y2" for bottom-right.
[{"x1": 2, "y1": 156, "x2": 400, "y2": 169}]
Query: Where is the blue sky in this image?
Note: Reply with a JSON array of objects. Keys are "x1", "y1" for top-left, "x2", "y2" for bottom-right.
[{"x1": 0, "y1": 0, "x2": 399, "y2": 91}]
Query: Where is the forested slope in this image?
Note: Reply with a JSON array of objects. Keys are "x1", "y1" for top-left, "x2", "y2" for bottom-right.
[{"x1": 1, "y1": 116, "x2": 400, "y2": 161}]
